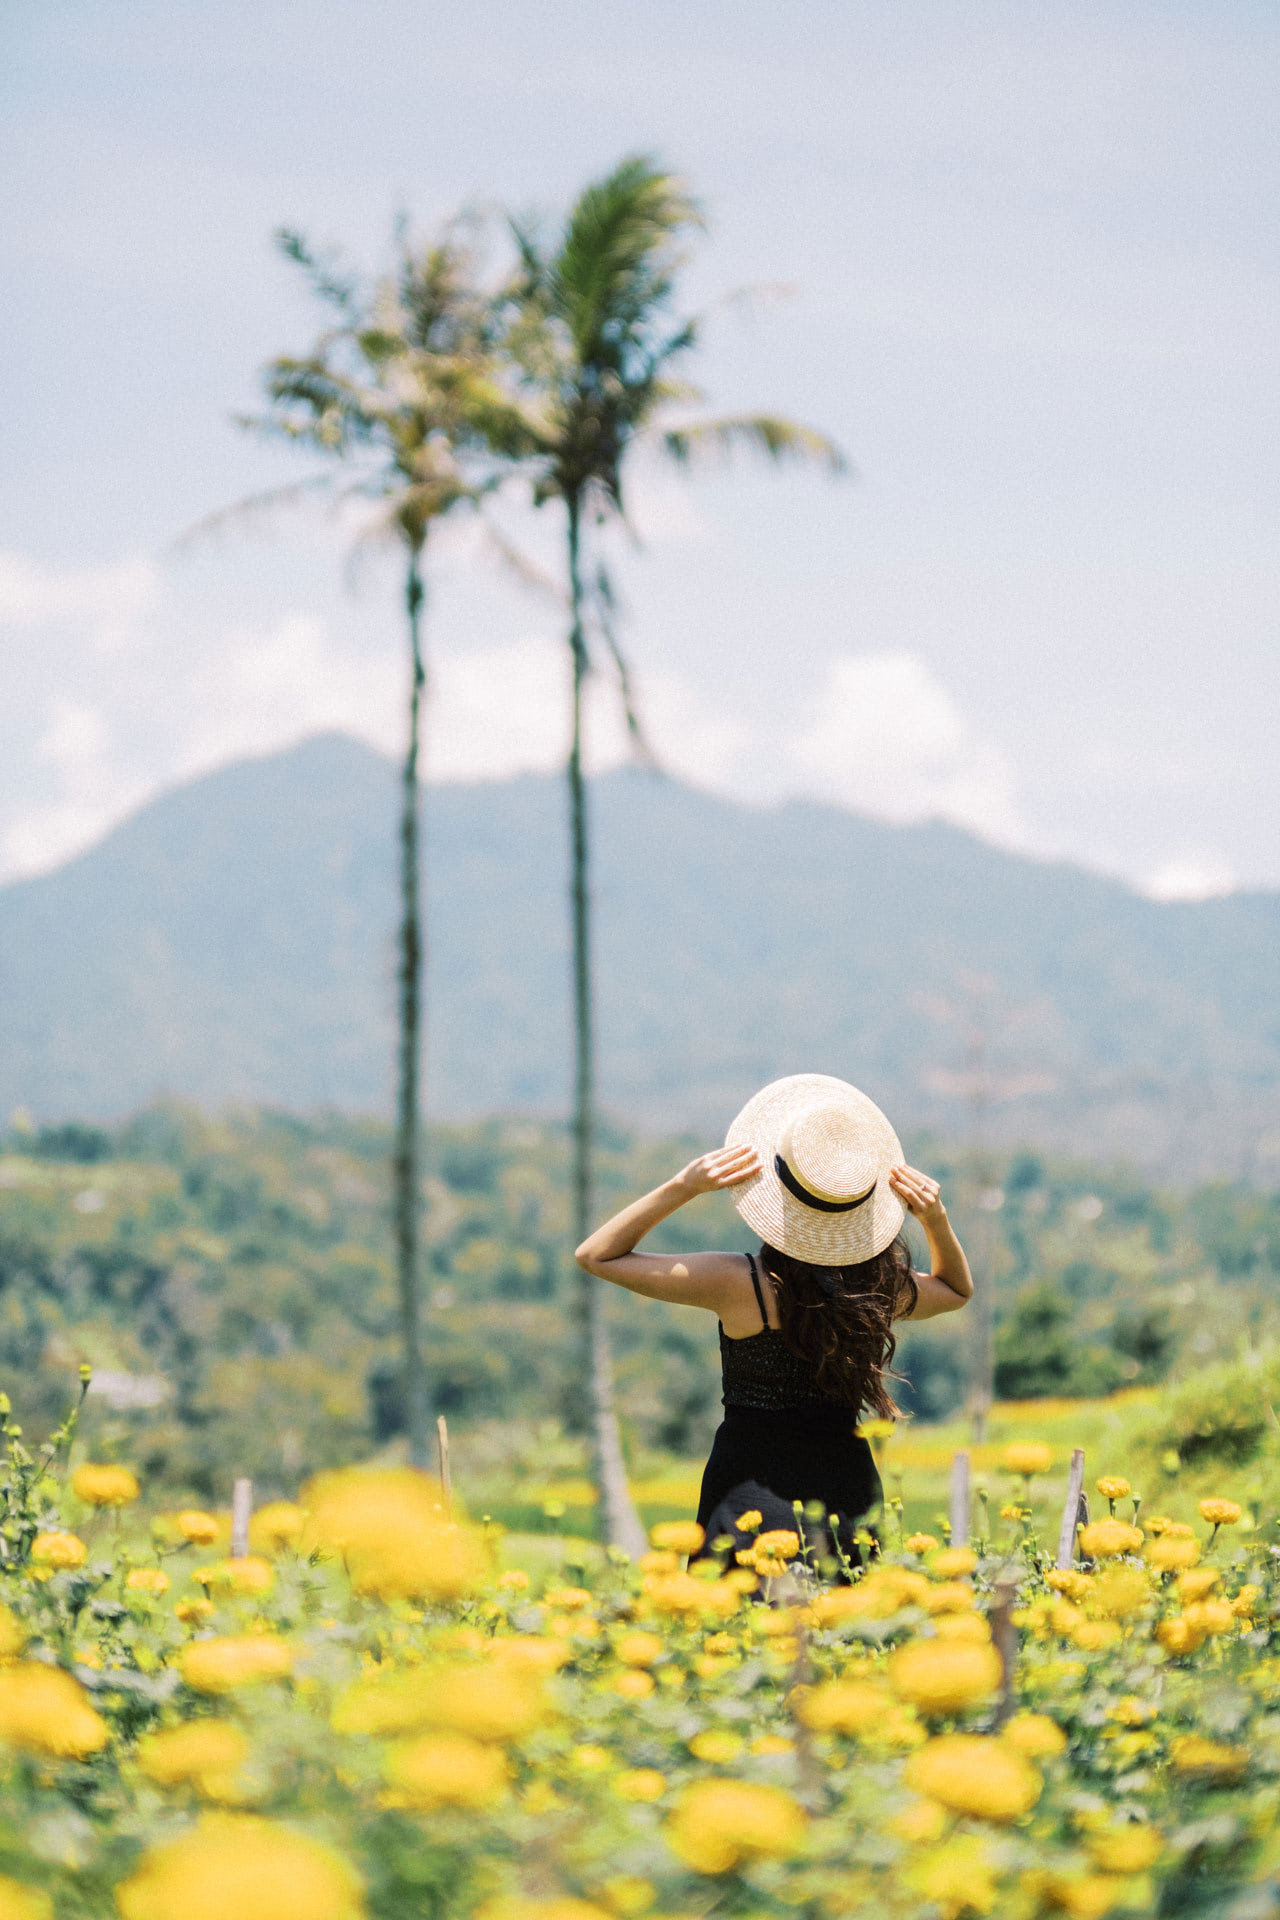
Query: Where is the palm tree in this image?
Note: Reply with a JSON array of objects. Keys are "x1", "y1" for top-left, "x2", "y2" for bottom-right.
[
  {"x1": 238, "y1": 221, "x2": 518, "y2": 1470},
  {"x1": 505, "y1": 156, "x2": 847, "y2": 1554}
]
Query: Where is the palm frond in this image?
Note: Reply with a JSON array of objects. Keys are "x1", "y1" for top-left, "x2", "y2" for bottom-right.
[
  {"x1": 275, "y1": 229, "x2": 359, "y2": 315},
  {"x1": 555, "y1": 155, "x2": 703, "y2": 364},
  {"x1": 661, "y1": 414, "x2": 850, "y2": 475},
  {"x1": 168, "y1": 474, "x2": 339, "y2": 553}
]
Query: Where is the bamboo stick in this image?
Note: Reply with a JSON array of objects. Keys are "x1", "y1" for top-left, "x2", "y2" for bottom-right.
[
  {"x1": 1056, "y1": 1448, "x2": 1087, "y2": 1569},
  {"x1": 231, "y1": 1477, "x2": 252, "y2": 1559},
  {"x1": 949, "y1": 1449, "x2": 971, "y2": 1546},
  {"x1": 436, "y1": 1413, "x2": 453, "y2": 1517}
]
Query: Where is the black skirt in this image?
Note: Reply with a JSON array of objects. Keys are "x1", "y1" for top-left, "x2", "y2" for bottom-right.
[{"x1": 695, "y1": 1403, "x2": 883, "y2": 1574}]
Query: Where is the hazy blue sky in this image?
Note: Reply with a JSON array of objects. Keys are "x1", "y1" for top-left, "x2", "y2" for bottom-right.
[{"x1": 3, "y1": 0, "x2": 1278, "y2": 895}]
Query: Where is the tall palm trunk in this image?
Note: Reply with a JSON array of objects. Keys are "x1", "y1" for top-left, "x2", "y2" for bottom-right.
[
  {"x1": 566, "y1": 496, "x2": 647, "y2": 1558},
  {"x1": 393, "y1": 550, "x2": 430, "y2": 1469}
]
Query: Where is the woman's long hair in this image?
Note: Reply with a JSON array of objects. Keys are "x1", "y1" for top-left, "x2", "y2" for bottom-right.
[{"x1": 760, "y1": 1236, "x2": 917, "y2": 1417}]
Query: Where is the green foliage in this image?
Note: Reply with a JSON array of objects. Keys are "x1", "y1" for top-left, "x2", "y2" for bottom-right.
[
  {"x1": 1135, "y1": 1350, "x2": 1280, "y2": 1473},
  {"x1": 1, "y1": 1105, "x2": 1278, "y2": 1509}
]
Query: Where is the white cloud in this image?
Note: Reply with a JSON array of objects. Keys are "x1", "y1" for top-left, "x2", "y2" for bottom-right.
[
  {"x1": 2, "y1": 701, "x2": 151, "y2": 876},
  {"x1": 0, "y1": 550, "x2": 158, "y2": 650},
  {"x1": 786, "y1": 652, "x2": 1026, "y2": 845},
  {"x1": 1143, "y1": 855, "x2": 1238, "y2": 903}
]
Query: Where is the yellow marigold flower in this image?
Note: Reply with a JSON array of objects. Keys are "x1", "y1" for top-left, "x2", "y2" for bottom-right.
[
  {"x1": 905, "y1": 1533, "x2": 939, "y2": 1554},
  {"x1": 178, "y1": 1634, "x2": 294, "y2": 1694},
  {"x1": 71, "y1": 1462, "x2": 139, "y2": 1507},
  {"x1": 638, "y1": 1550, "x2": 679, "y2": 1576},
  {"x1": 175, "y1": 1598, "x2": 215, "y2": 1626},
  {"x1": 905, "y1": 1836, "x2": 998, "y2": 1920},
  {"x1": 200, "y1": 1557, "x2": 275, "y2": 1598},
  {"x1": 642, "y1": 1572, "x2": 738, "y2": 1619},
  {"x1": 857, "y1": 1417, "x2": 896, "y2": 1441},
  {"x1": 922, "y1": 1582, "x2": 978, "y2": 1616},
  {"x1": 1163, "y1": 1520, "x2": 1196, "y2": 1538},
  {"x1": 931, "y1": 1613, "x2": 991, "y2": 1645},
  {"x1": 890, "y1": 1797, "x2": 948, "y2": 1843},
  {"x1": 1089, "y1": 1567, "x2": 1150, "y2": 1619},
  {"x1": 929, "y1": 1546, "x2": 978, "y2": 1578},
  {"x1": 246, "y1": 1502, "x2": 305, "y2": 1554},
  {"x1": 126, "y1": 1568, "x2": 170, "y2": 1596},
  {"x1": 795, "y1": 1680, "x2": 888, "y2": 1736},
  {"x1": 137, "y1": 1719, "x2": 249, "y2": 1798},
  {"x1": 615, "y1": 1768, "x2": 666, "y2": 1803},
  {"x1": 543, "y1": 1586, "x2": 593, "y2": 1612},
  {"x1": 0, "y1": 1606, "x2": 26, "y2": 1660},
  {"x1": 1169, "y1": 1734, "x2": 1248, "y2": 1781},
  {"x1": 648, "y1": 1521, "x2": 705, "y2": 1555},
  {"x1": 1176, "y1": 1567, "x2": 1221, "y2": 1604},
  {"x1": 1087, "y1": 1826, "x2": 1162, "y2": 1874},
  {"x1": 572, "y1": 1744, "x2": 611, "y2": 1770},
  {"x1": 385, "y1": 1732, "x2": 507, "y2": 1810},
  {"x1": 497, "y1": 1569, "x2": 530, "y2": 1592},
  {"x1": 724, "y1": 1567, "x2": 759, "y2": 1594},
  {"x1": 811, "y1": 1568, "x2": 930, "y2": 1624},
  {"x1": 1143, "y1": 1514, "x2": 1172, "y2": 1535},
  {"x1": 688, "y1": 1729, "x2": 743, "y2": 1763},
  {"x1": 1145, "y1": 1535, "x2": 1200, "y2": 1573},
  {"x1": 116, "y1": 1812, "x2": 363, "y2": 1920},
  {"x1": 1182, "y1": 1598, "x2": 1234, "y2": 1638},
  {"x1": 889, "y1": 1639, "x2": 1001, "y2": 1716},
  {"x1": 1071, "y1": 1619, "x2": 1121, "y2": 1652},
  {"x1": 749, "y1": 1733, "x2": 794, "y2": 1756},
  {"x1": 302, "y1": 1469, "x2": 485, "y2": 1602},
  {"x1": 0, "y1": 1662, "x2": 108, "y2": 1758},
  {"x1": 614, "y1": 1669, "x2": 654, "y2": 1699},
  {"x1": 491, "y1": 1636, "x2": 570, "y2": 1675},
  {"x1": 598, "y1": 1878, "x2": 654, "y2": 1917},
  {"x1": 1095, "y1": 1477, "x2": 1131, "y2": 1502},
  {"x1": 1046, "y1": 1569, "x2": 1090, "y2": 1599},
  {"x1": 999, "y1": 1503, "x2": 1025, "y2": 1523},
  {"x1": 1232, "y1": 1584, "x2": 1260, "y2": 1618},
  {"x1": 30, "y1": 1531, "x2": 87, "y2": 1570},
  {"x1": 734, "y1": 1509, "x2": 762, "y2": 1532},
  {"x1": 0, "y1": 1877, "x2": 51, "y2": 1920},
  {"x1": 1079, "y1": 1520, "x2": 1143, "y2": 1560},
  {"x1": 176, "y1": 1511, "x2": 221, "y2": 1546},
  {"x1": 1107, "y1": 1696, "x2": 1156, "y2": 1726},
  {"x1": 1199, "y1": 1498, "x2": 1242, "y2": 1527},
  {"x1": 1156, "y1": 1614, "x2": 1206, "y2": 1656},
  {"x1": 1002, "y1": 1713, "x2": 1067, "y2": 1759},
  {"x1": 1036, "y1": 1872, "x2": 1126, "y2": 1920},
  {"x1": 704, "y1": 1630, "x2": 736, "y2": 1654},
  {"x1": 906, "y1": 1734, "x2": 1041, "y2": 1823},
  {"x1": 754, "y1": 1529, "x2": 800, "y2": 1562},
  {"x1": 1001, "y1": 1443, "x2": 1052, "y2": 1477},
  {"x1": 665, "y1": 1780, "x2": 806, "y2": 1874}
]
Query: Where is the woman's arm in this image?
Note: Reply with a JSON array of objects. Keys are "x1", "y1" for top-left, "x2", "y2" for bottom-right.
[
  {"x1": 574, "y1": 1143, "x2": 762, "y2": 1309},
  {"x1": 888, "y1": 1164, "x2": 974, "y2": 1319}
]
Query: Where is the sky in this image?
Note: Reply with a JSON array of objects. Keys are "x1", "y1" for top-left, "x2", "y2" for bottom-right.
[{"x1": 3, "y1": 0, "x2": 1278, "y2": 898}]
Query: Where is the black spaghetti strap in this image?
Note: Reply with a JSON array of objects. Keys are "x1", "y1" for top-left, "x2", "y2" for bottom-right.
[{"x1": 745, "y1": 1252, "x2": 769, "y2": 1332}]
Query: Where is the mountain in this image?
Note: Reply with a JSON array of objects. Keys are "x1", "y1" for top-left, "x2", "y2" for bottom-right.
[{"x1": 1, "y1": 733, "x2": 1277, "y2": 1179}]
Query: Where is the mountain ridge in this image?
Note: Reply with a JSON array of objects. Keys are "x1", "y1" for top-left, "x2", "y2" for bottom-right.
[{"x1": 1, "y1": 732, "x2": 1276, "y2": 1181}]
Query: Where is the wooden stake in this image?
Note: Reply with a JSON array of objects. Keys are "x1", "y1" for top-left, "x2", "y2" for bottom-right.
[
  {"x1": 990, "y1": 1565, "x2": 1020, "y2": 1725},
  {"x1": 436, "y1": 1413, "x2": 453, "y2": 1517},
  {"x1": 231, "y1": 1477, "x2": 252, "y2": 1559},
  {"x1": 949, "y1": 1449, "x2": 971, "y2": 1546},
  {"x1": 1056, "y1": 1448, "x2": 1087, "y2": 1569}
]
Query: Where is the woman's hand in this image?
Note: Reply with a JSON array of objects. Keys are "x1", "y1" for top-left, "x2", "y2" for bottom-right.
[
  {"x1": 674, "y1": 1144, "x2": 762, "y2": 1198},
  {"x1": 889, "y1": 1164, "x2": 947, "y2": 1233}
]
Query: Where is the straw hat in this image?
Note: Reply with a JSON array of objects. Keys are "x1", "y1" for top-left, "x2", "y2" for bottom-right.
[{"x1": 724, "y1": 1073, "x2": 905, "y2": 1265}]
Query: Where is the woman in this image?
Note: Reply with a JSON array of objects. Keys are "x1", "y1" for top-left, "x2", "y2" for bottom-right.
[{"x1": 576, "y1": 1073, "x2": 972, "y2": 1571}]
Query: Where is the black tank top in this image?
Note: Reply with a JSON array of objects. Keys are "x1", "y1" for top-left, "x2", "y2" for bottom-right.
[{"x1": 718, "y1": 1253, "x2": 851, "y2": 1412}]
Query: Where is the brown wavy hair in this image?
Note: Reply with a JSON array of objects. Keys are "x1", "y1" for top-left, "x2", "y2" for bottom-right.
[{"x1": 760, "y1": 1236, "x2": 917, "y2": 1417}]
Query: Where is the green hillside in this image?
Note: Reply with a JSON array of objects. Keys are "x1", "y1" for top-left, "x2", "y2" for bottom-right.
[
  {"x1": 1, "y1": 734, "x2": 1277, "y2": 1180},
  {"x1": 2, "y1": 1105, "x2": 1277, "y2": 1508}
]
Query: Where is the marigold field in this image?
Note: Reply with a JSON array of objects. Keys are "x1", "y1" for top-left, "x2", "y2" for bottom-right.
[{"x1": 1, "y1": 1387, "x2": 1279, "y2": 1920}]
